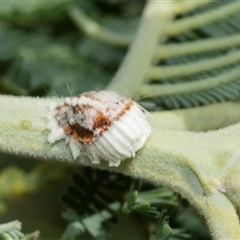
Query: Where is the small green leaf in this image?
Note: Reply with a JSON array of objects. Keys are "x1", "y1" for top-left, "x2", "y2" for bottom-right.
[
  {"x1": 154, "y1": 211, "x2": 172, "y2": 240},
  {"x1": 141, "y1": 208, "x2": 161, "y2": 219},
  {"x1": 132, "y1": 202, "x2": 150, "y2": 212}
]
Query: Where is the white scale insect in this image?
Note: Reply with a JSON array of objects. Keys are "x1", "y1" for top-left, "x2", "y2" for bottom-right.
[{"x1": 47, "y1": 91, "x2": 151, "y2": 167}]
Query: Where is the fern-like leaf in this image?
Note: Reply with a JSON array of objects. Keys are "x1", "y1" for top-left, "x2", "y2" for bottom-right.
[
  {"x1": 154, "y1": 210, "x2": 172, "y2": 240},
  {"x1": 61, "y1": 169, "x2": 132, "y2": 239},
  {"x1": 139, "y1": 1, "x2": 240, "y2": 110}
]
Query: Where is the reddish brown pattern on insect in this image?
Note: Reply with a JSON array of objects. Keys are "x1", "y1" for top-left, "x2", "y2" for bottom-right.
[{"x1": 54, "y1": 91, "x2": 132, "y2": 144}]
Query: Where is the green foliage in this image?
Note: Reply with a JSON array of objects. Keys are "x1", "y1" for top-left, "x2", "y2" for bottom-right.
[
  {"x1": 154, "y1": 211, "x2": 172, "y2": 240},
  {"x1": 61, "y1": 169, "x2": 128, "y2": 217},
  {"x1": 61, "y1": 169, "x2": 128, "y2": 239},
  {"x1": 122, "y1": 181, "x2": 172, "y2": 239},
  {"x1": 95, "y1": 1, "x2": 240, "y2": 111},
  {"x1": 122, "y1": 180, "x2": 193, "y2": 240},
  {"x1": 0, "y1": 23, "x2": 111, "y2": 96},
  {"x1": 60, "y1": 170, "x2": 193, "y2": 240},
  {"x1": 61, "y1": 204, "x2": 119, "y2": 240},
  {"x1": 122, "y1": 180, "x2": 166, "y2": 218}
]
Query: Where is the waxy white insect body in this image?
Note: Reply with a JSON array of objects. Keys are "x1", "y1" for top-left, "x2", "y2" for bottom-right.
[{"x1": 47, "y1": 91, "x2": 151, "y2": 167}]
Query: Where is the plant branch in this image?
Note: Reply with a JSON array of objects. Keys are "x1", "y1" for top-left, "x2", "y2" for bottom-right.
[
  {"x1": 0, "y1": 95, "x2": 240, "y2": 238},
  {"x1": 199, "y1": 192, "x2": 240, "y2": 240},
  {"x1": 149, "y1": 101, "x2": 240, "y2": 131},
  {"x1": 0, "y1": 96, "x2": 240, "y2": 239},
  {"x1": 106, "y1": 1, "x2": 174, "y2": 98},
  {"x1": 141, "y1": 67, "x2": 240, "y2": 96},
  {"x1": 148, "y1": 49, "x2": 240, "y2": 80},
  {"x1": 69, "y1": 1, "x2": 212, "y2": 48},
  {"x1": 68, "y1": 6, "x2": 132, "y2": 47},
  {"x1": 154, "y1": 33, "x2": 240, "y2": 60},
  {"x1": 168, "y1": 1, "x2": 240, "y2": 36},
  {"x1": 172, "y1": 1, "x2": 213, "y2": 15}
]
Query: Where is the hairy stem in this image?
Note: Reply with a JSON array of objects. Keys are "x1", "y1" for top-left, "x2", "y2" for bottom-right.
[
  {"x1": 199, "y1": 192, "x2": 240, "y2": 239},
  {"x1": 154, "y1": 33, "x2": 240, "y2": 60},
  {"x1": 149, "y1": 49, "x2": 240, "y2": 80},
  {"x1": 0, "y1": 96, "x2": 240, "y2": 239},
  {"x1": 106, "y1": 1, "x2": 174, "y2": 98},
  {"x1": 1, "y1": 95, "x2": 240, "y2": 239}
]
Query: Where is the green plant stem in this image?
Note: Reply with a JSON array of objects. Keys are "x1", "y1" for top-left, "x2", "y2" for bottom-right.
[
  {"x1": 68, "y1": 6, "x2": 132, "y2": 47},
  {"x1": 168, "y1": 1, "x2": 240, "y2": 36},
  {"x1": 154, "y1": 33, "x2": 240, "y2": 60},
  {"x1": 199, "y1": 192, "x2": 240, "y2": 240},
  {"x1": 218, "y1": 151, "x2": 240, "y2": 214},
  {"x1": 142, "y1": 67, "x2": 240, "y2": 97},
  {"x1": 0, "y1": 95, "x2": 240, "y2": 239},
  {"x1": 149, "y1": 49, "x2": 240, "y2": 80},
  {"x1": 172, "y1": 1, "x2": 213, "y2": 15},
  {"x1": 69, "y1": 1, "x2": 212, "y2": 48},
  {"x1": 149, "y1": 101, "x2": 240, "y2": 131},
  {"x1": 106, "y1": 1, "x2": 174, "y2": 98}
]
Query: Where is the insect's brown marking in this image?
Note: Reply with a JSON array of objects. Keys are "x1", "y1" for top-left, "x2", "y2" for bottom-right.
[
  {"x1": 57, "y1": 93, "x2": 133, "y2": 144},
  {"x1": 73, "y1": 105, "x2": 81, "y2": 114},
  {"x1": 55, "y1": 106, "x2": 62, "y2": 117},
  {"x1": 62, "y1": 124, "x2": 72, "y2": 134},
  {"x1": 72, "y1": 129, "x2": 79, "y2": 141},
  {"x1": 93, "y1": 112, "x2": 110, "y2": 130},
  {"x1": 115, "y1": 101, "x2": 131, "y2": 119},
  {"x1": 72, "y1": 124, "x2": 94, "y2": 144}
]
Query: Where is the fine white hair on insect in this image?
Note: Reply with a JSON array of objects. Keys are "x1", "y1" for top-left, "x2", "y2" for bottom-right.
[
  {"x1": 66, "y1": 82, "x2": 75, "y2": 97},
  {"x1": 47, "y1": 90, "x2": 151, "y2": 167}
]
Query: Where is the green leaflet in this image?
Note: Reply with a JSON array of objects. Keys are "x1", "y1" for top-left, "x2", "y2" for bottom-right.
[{"x1": 149, "y1": 80, "x2": 240, "y2": 110}]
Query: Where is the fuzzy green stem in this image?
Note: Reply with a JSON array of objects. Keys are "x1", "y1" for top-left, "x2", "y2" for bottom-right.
[
  {"x1": 168, "y1": 1, "x2": 240, "y2": 36},
  {"x1": 106, "y1": 1, "x2": 174, "y2": 98},
  {"x1": 154, "y1": 33, "x2": 240, "y2": 60},
  {"x1": 198, "y1": 192, "x2": 240, "y2": 239},
  {"x1": 149, "y1": 49, "x2": 240, "y2": 80},
  {"x1": 0, "y1": 95, "x2": 240, "y2": 239},
  {"x1": 141, "y1": 67, "x2": 240, "y2": 96}
]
